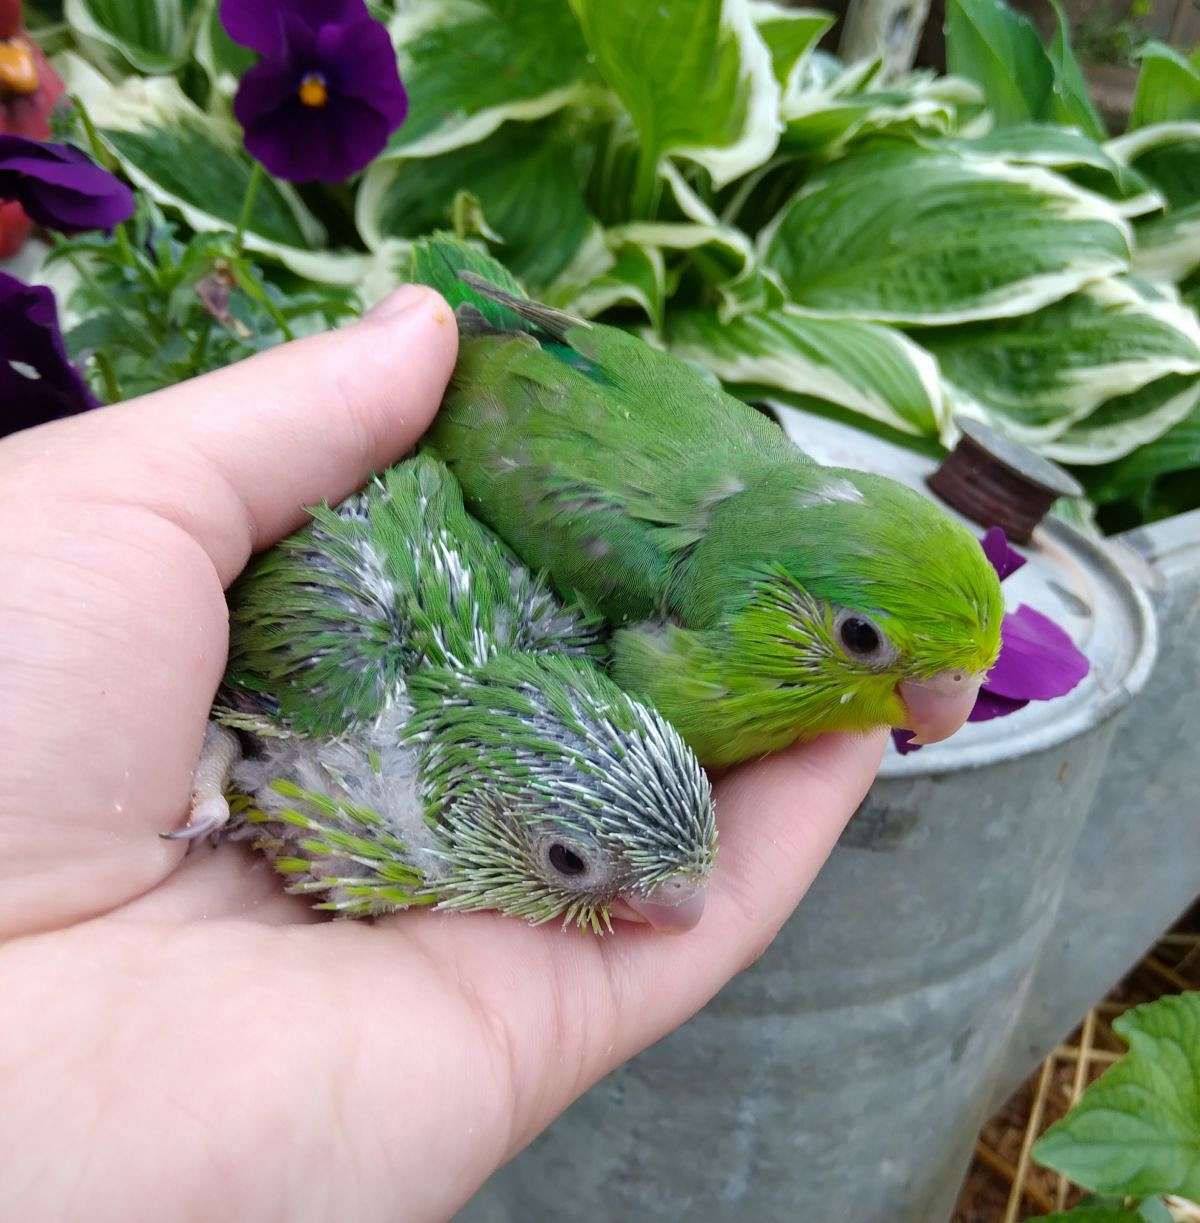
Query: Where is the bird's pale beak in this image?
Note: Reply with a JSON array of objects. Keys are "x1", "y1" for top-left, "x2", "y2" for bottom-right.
[
  {"x1": 898, "y1": 669, "x2": 985, "y2": 745},
  {"x1": 611, "y1": 877, "x2": 706, "y2": 933}
]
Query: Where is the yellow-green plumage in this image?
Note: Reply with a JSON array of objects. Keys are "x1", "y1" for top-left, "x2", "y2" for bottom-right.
[{"x1": 417, "y1": 239, "x2": 1004, "y2": 765}]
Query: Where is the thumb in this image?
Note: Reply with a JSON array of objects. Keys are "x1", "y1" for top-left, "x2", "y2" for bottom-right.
[{"x1": 0, "y1": 284, "x2": 458, "y2": 584}]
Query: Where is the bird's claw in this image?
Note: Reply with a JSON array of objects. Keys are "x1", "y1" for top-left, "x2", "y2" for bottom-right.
[{"x1": 162, "y1": 723, "x2": 240, "y2": 845}]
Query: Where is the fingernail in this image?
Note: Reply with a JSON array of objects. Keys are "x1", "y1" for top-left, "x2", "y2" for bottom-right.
[{"x1": 362, "y1": 284, "x2": 438, "y2": 326}]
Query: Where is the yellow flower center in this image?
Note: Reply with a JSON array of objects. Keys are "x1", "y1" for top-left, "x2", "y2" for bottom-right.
[
  {"x1": 297, "y1": 72, "x2": 329, "y2": 109},
  {"x1": 0, "y1": 39, "x2": 39, "y2": 97}
]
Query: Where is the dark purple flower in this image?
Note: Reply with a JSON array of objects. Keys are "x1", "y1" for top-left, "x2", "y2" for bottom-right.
[
  {"x1": 1, "y1": 270, "x2": 98, "y2": 436},
  {"x1": 0, "y1": 135, "x2": 133, "y2": 234},
  {"x1": 221, "y1": 0, "x2": 407, "y2": 183},
  {"x1": 893, "y1": 527, "x2": 1090, "y2": 754}
]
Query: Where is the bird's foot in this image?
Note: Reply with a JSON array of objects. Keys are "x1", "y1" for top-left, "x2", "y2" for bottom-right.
[{"x1": 162, "y1": 722, "x2": 241, "y2": 843}]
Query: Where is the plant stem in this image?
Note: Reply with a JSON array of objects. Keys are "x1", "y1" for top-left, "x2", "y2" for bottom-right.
[
  {"x1": 93, "y1": 349, "x2": 122, "y2": 404},
  {"x1": 235, "y1": 162, "x2": 265, "y2": 256},
  {"x1": 632, "y1": 148, "x2": 662, "y2": 220},
  {"x1": 73, "y1": 94, "x2": 138, "y2": 267}
]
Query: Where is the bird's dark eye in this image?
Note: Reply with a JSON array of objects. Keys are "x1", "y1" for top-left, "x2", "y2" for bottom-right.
[
  {"x1": 840, "y1": 616, "x2": 880, "y2": 655},
  {"x1": 548, "y1": 843, "x2": 588, "y2": 877},
  {"x1": 833, "y1": 609, "x2": 897, "y2": 668}
]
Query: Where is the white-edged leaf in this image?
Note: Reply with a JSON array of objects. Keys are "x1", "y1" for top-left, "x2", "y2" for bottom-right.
[
  {"x1": 782, "y1": 66, "x2": 981, "y2": 154},
  {"x1": 920, "y1": 278, "x2": 1200, "y2": 444},
  {"x1": 1134, "y1": 206, "x2": 1200, "y2": 283},
  {"x1": 56, "y1": 55, "x2": 367, "y2": 284},
  {"x1": 193, "y1": 0, "x2": 253, "y2": 101},
  {"x1": 384, "y1": 0, "x2": 590, "y2": 161},
  {"x1": 1043, "y1": 373, "x2": 1200, "y2": 464},
  {"x1": 666, "y1": 305, "x2": 946, "y2": 436},
  {"x1": 1088, "y1": 399, "x2": 1200, "y2": 500},
  {"x1": 1130, "y1": 42, "x2": 1200, "y2": 130},
  {"x1": 357, "y1": 118, "x2": 593, "y2": 290},
  {"x1": 760, "y1": 144, "x2": 1131, "y2": 324},
  {"x1": 1111, "y1": 122, "x2": 1200, "y2": 212},
  {"x1": 749, "y1": 1, "x2": 832, "y2": 108},
  {"x1": 64, "y1": 0, "x2": 202, "y2": 74},
  {"x1": 555, "y1": 241, "x2": 666, "y2": 332},
  {"x1": 569, "y1": 0, "x2": 781, "y2": 188},
  {"x1": 935, "y1": 125, "x2": 1160, "y2": 216}
]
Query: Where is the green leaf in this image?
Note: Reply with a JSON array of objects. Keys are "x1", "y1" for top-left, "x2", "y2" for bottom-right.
[
  {"x1": 1083, "y1": 392, "x2": 1200, "y2": 500},
  {"x1": 920, "y1": 278, "x2": 1200, "y2": 445},
  {"x1": 57, "y1": 55, "x2": 367, "y2": 285},
  {"x1": 666, "y1": 306, "x2": 945, "y2": 436},
  {"x1": 945, "y1": 0, "x2": 1053, "y2": 129},
  {"x1": 64, "y1": 0, "x2": 202, "y2": 74},
  {"x1": 760, "y1": 144, "x2": 1131, "y2": 324},
  {"x1": 1133, "y1": 205, "x2": 1200, "y2": 283},
  {"x1": 568, "y1": 0, "x2": 781, "y2": 189},
  {"x1": 385, "y1": 0, "x2": 589, "y2": 159},
  {"x1": 1034, "y1": 993, "x2": 1200, "y2": 1198},
  {"x1": 1046, "y1": 0, "x2": 1106, "y2": 140},
  {"x1": 357, "y1": 118, "x2": 593, "y2": 290},
  {"x1": 1130, "y1": 42, "x2": 1200, "y2": 130},
  {"x1": 749, "y1": 1, "x2": 832, "y2": 107}
]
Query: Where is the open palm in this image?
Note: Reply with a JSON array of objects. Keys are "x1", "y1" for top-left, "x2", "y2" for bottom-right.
[{"x1": 0, "y1": 286, "x2": 883, "y2": 1223}]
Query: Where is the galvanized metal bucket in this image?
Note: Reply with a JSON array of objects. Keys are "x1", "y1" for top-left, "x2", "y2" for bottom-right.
[
  {"x1": 460, "y1": 408, "x2": 1157, "y2": 1223},
  {"x1": 992, "y1": 508, "x2": 1200, "y2": 1104}
]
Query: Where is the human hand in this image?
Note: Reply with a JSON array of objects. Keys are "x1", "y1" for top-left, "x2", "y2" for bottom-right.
[{"x1": 0, "y1": 286, "x2": 884, "y2": 1222}]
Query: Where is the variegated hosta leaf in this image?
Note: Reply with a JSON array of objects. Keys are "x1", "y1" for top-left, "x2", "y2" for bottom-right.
[
  {"x1": 782, "y1": 67, "x2": 982, "y2": 155},
  {"x1": 1110, "y1": 124, "x2": 1200, "y2": 281},
  {"x1": 933, "y1": 125, "x2": 1160, "y2": 216},
  {"x1": 760, "y1": 145, "x2": 1131, "y2": 324},
  {"x1": 357, "y1": 118, "x2": 593, "y2": 290},
  {"x1": 1043, "y1": 372, "x2": 1200, "y2": 464},
  {"x1": 666, "y1": 306, "x2": 946, "y2": 436},
  {"x1": 384, "y1": 0, "x2": 589, "y2": 160},
  {"x1": 568, "y1": 0, "x2": 781, "y2": 189},
  {"x1": 55, "y1": 56, "x2": 368, "y2": 285},
  {"x1": 921, "y1": 278, "x2": 1200, "y2": 445},
  {"x1": 554, "y1": 242, "x2": 666, "y2": 332},
  {"x1": 1129, "y1": 41, "x2": 1200, "y2": 130},
  {"x1": 1086, "y1": 399, "x2": 1200, "y2": 501},
  {"x1": 749, "y1": 1, "x2": 832, "y2": 110},
  {"x1": 64, "y1": 0, "x2": 202, "y2": 74},
  {"x1": 193, "y1": 0, "x2": 254, "y2": 101}
]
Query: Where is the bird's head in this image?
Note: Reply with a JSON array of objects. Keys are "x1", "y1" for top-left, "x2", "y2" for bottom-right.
[
  {"x1": 688, "y1": 466, "x2": 1004, "y2": 754},
  {"x1": 407, "y1": 653, "x2": 716, "y2": 933}
]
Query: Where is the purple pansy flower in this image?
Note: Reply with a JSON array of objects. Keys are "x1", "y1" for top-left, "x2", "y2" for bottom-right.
[
  {"x1": 1, "y1": 270, "x2": 98, "y2": 437},
  {"x1": 221, "y1": 0, "x2": 407, "y2": 183},
  {"x1": 894, "y1": 527, "x2": 1090, "y2": 754},
  {"x1": 0, "y1": 135, "x2": 133, "y2": 233}
]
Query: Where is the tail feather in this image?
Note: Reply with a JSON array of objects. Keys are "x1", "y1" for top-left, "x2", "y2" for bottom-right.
[{"x1": 407, "y1": 234, "x2": 533, "y2": 335}]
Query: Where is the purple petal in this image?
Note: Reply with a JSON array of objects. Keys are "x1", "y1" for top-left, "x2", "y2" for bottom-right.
[
  {"x1": 0, "y1": 271, "x2": 98, "y2": 435},
  {"x1": 980, "y1": 526, "x2": 1026, "y2": 582},
  {"x1": 985, "y1": 604, "x2": 1090, "y2": 701},
  {"x1": 220, "y1": 0, "x2": 367, "y2": 53},
  {"x1": 967, "y1": 689, "x2": 1030, "y2": 722},
  {"x1": 317, "y1": 17, "x2": 407, "y2": 126},
  {"x1": 0, "y1": 137, "x2": 133, "y2": 234},
  {"x1": 892, "y1": 729, "x2": 920, "y2": 755},
  {"x1": 232, "y1": 56, "x2": 300, "y2": 130}
]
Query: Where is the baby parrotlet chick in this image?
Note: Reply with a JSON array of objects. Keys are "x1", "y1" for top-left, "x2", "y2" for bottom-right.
[
  {"x1": 416, "y1": 238, "x2": 1004, "y2": 766},
  {"x1": 170, "y1": 456, "x2": 716, "y2": 933}
]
